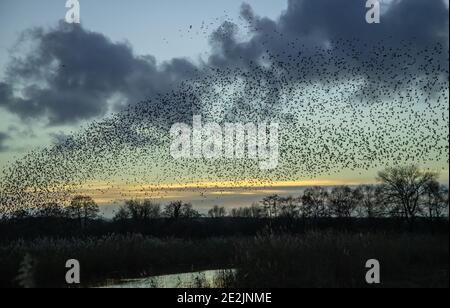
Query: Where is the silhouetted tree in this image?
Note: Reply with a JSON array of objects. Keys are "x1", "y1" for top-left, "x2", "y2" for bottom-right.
[
  {"x1": 377, "y1": 166, "x2": 439, "y2": 224},
  {"x1": 164, "y1": 201, "x2": 200, "y2": 219},
  {"x1": 261, "y1": 195, "x2": 281, "y2": 218},
  {"x1": 356, "y1": 185, "x2": 386, "y2": 218},
  {"x1": 116, "y1": 199, "x2": 161, "y2": 222},
  {"x1": 301, "y1": 187, "x2": 329, "y2": 219},
  {"x1": 66, "y1": 195, "x2": 99, "y2": 228},
  {"x1": 249, "y1": 203, "x2": 266, "y2": 218},
  {"x1": 9, "y1": 209, "x2": 30, "y2": 220},
  {"x1": 113, "y1": 206, "x2": 131, "y2": 222},
  {"x1": 123, "y1": 200, "x2": 141, "y2": 221},
  {"x1": 279, "y1": 196, "x2": 300, "y2": 218},
  {"x1": 143, "y1": 200, "x2": 161, "y2": 219},
  {"x1": 180, "y1": 203, "x2": 201, "y2": 218},
  {"x1": 164, "y1": 201, "x2": 183, "y2": 219},
  {"x1": 230, "y1": 208, "x2": 241, "y2": 218},
  {"x1": 422, "y1": 180, "x2": 449, "y2": 220},
  {"x1": 208, "y1": 205, "x2": 227, "y2": 218},
  {"x1": 329, "y1": 186, "x2": 362, "y2": 218},
  {"x1": 37, "y1": 202, "x2": 65, "y2": 219},
  {"x1": 230, "y1": 206, "x2": 251, "y2": 218}
]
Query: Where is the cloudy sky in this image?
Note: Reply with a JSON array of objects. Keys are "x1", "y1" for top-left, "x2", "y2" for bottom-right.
[
  {"x1": 0, "y1": 0, "x2": 448, "y2": 209},
  {"x1": 0, "y1": 0, "x2": 287, "y2": 166}
]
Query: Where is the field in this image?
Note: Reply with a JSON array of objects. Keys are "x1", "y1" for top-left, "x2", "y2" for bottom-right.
[{"x1": 0, "y1": 218, "x2": 448, "y2": 288}]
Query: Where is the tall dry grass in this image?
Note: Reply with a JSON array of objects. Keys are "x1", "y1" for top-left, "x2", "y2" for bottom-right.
[
  {"x1": 0, "y1": 234, "x2": 235, "y2": 288},
  {"x1": 0, "y1": 232, "x2": 448, "y2": 288},
  {"x1": 217, "y1": 232, "x2": 449, "y2": 288}
]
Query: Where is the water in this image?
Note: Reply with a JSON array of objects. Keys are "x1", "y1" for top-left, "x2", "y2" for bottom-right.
[{"x1": 101, "y1": 269, "x2": 232, "y2": 288}]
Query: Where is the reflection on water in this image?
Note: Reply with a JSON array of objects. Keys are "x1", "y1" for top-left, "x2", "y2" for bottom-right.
[{"x1": 102, "y1": 269, "x2": 233, "y2": 288}]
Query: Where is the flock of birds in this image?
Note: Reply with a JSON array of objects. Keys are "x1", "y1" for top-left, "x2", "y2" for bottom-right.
[{"x1": 0, "y1": 26, "x2": 448, "y2": 213}]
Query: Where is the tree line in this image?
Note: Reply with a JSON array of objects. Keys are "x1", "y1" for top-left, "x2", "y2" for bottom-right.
[
  {"x1": 228, "y1": 166, "x2": 448, "y2": 223},
  {"x1": 2, "y1": 166, "x2": 448, "y2": 226},
  {"x1": 1, "y1": 195, "x2": 100, "y2": 227},
  {"x1": 113, "y1": 166, "x2": 448, "y2": 224}
]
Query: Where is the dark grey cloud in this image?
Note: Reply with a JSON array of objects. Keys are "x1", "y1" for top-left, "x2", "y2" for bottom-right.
[
  {"x1": 0, "y1": 0, "x2": 448, "y2": 126},
  {"x1": 210, "y1": 0, "x2": 448, "y2": 72},
  {"x1": 280, "y1": 0, "x2": 448, "y2": 42},
  {"x1": 0, "y1": 22, "x2": 199, "y2": 125},
  {"x1": 206, "y1": 0, "x2": 448, "y2": 111}
]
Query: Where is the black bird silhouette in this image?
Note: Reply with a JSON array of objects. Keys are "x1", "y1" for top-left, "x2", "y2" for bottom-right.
[{"x1": 0, "y1": 30, "x2": 448, "y2": 214}]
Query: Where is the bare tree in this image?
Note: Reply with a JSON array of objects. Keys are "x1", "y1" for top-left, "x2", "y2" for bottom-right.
[
  {"x1": 377, "y1": 166, "x2": 439, "y2": 224},
  {"x1": 249, "y1": 203, "x2": 266, "y2": 218},
  {"x1": 300, "y1": 187, "x2": 329, "y2": 219},
  {"x1": 422, "y1": 180, "x2": 449, "y2": 219},
  {"x1": 119, "y1": 199, "x2": 161, "y2": 222},
  {"x1": 230, "y1": 204, "x2": 264, "y2": 218},
  {"x1": 179, "y1": 203, "x2": 201, "y2": 218},
  {"x1": 66, "y1": 195, "x2": 99, "y2": 228},
  {"x1": 113, "y1": 206, "x2": 131, "y2": 222},
  {"x1": 230, "y1": 208, "x2": 241, "y2": 218},
  {"x1": 37, "y1": 202, "x2": 65, "y2": 219},
  {"x1": 329, "y1": 186, "x2": 362, "y2": 218},
  {"x1": 164, "y1": 201, "x2": 183, "y2": 219},
  {"x1": 164, "y1": 201, "x2": 200, "y2": 219},
  {"x1": 279, "y1": 196, "x2": 299, "y2": 219},
  {"x1": 123, "y1": 200, "x2": 141, "y2": 221},
  {"x1": 208, "y1": 205, "x2": 227, "y2": 218},
  {"x1": 261, "y1": 195, "x2": 281, "y2": 218},
  {"x1": 356, "y1": 185, "x2": 386, "y2": 218},
  {"x1": 142, "y1": 200, "x2": 161, "y2": 219}
]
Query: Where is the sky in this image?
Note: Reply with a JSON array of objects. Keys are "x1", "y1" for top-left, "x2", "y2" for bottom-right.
[
  {"x1": 0, "y1": 0, "x2": 448, "y2": 208},
  {"x1": 0, "y1": 0, "x2": 287, "y2": 75},
  {"x1": 0, "y1": 0, "x2": 287, "y2": 169}
]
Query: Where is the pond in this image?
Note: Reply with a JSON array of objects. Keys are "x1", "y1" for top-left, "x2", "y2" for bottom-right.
[{"x1": 101, "y1": 269, "x2": 234, "y2": 288}]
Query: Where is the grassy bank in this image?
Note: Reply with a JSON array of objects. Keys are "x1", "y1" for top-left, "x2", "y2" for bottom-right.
[
  {"x1": 219, "y1": 232, "x2": 449, "y2": 288},
  {"x1": 0, "y1": 231, "x2": 448, "y2": 288}
]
